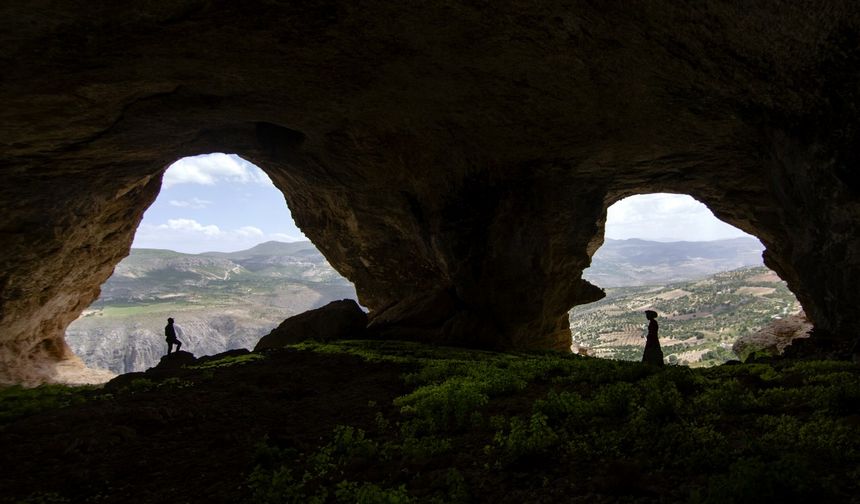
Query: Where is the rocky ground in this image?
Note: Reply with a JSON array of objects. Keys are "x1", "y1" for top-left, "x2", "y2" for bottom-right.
[
  {"x1": 0, "y1": 349, "x2": 406, "y2": 504},
  {"x1": 2, "y1": 341, "x2": 860, "y2": 503}
]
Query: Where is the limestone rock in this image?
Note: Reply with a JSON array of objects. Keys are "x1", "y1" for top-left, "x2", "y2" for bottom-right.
[
  {"x1": 154, "y1": 350, "x2": 198, "y2": 370},
  {"x1": 254, "y1": 300, "x2": 367, "y2": 350},
  {"x1": 104, "y1": 349, "x2": 202, "y2": 390},
  {"x1": 733, "y1": 314, "x2": 813, "y2": 362},
  {"x1": 66, "y1": 316, "x2": 277, "y2": 374},
  {"x1": 1, "y1": 1, "x2": 860, "y2": 383}
]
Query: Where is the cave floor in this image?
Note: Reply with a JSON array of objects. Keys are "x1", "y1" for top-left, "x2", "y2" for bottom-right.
[
  {"x1": 0, "y1": 349, "x2": 407, "y2": 504},
  {"x1": 1, "y1": 341, "x2": 860, "y2": 503}
]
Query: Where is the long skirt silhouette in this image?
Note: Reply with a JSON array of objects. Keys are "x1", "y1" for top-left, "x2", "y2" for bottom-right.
[{"x1": 643, "y1": 318, "x2": 664, "y2": 366}]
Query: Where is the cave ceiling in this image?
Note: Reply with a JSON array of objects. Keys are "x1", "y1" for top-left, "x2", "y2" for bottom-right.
[{"x1": 1, "y1": 1, "x2": 859, "y2": 384}]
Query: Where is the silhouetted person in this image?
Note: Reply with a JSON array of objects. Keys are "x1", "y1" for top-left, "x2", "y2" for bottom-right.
[
  {"x1": 642, "y1": 310, "x2": 664, "y2": 366},
  {"x1": 165, "y1": 317, "x2": 183, "y2": 355}
]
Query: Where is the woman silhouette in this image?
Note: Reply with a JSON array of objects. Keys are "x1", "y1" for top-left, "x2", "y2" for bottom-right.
[{"x1": 642, "y1": 310, "x2": 664, "y2": 366}]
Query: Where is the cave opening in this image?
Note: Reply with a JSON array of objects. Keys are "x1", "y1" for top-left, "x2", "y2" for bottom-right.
[
  {"x1": 570, "y1": 193, "x2": 804, "y2": 366},
  {"x1": 64, "y1": 153, "x2": 358, "y2": 376}
]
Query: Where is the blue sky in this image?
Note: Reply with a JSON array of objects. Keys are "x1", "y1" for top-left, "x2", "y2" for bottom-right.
[
  {"x1": 132, "y1": 154, "x2": 753, "y2": 253},
  {"x1": 131, "y1": 154, "x2": 305, "y2": 253}
]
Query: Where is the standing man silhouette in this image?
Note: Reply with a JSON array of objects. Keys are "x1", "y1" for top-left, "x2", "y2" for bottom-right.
[
  {"x1": 642, "y1": 310, "x2": 664, "y2": 366},
  {"x1": 165, "y1": 317, "x2": 183, "y2": 355}
]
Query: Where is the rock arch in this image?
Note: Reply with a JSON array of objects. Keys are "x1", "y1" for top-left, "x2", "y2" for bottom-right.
[{"x1": 2, "y1": 1, "x2": 859, "y2": 383}]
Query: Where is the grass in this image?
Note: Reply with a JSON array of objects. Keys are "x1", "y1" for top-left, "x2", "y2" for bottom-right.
[
  {"x1": 0, "y1": 384, "x2": 97, "y2": 425},
  {"x1": 98, "y1": 302, "x2": 197, "y2": 317},
  {"x1": 4, "y1": 339, "x2": 859, "y2": 502},
  {"x1": 189, "y1": 353, "x2": 266, "y2": 369},
  {"x1": 249, "y1": 340, "x2": 860, "y2": 503}
]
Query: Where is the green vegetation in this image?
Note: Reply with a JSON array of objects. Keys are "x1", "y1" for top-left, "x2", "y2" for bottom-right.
[
  {"x1": 3, "y1": 339, "x2": 858, "y2": 502},
  {"x1": 571, "y1": 266, "x2": 800, "y2": 366},
  {"x1": 106, "y1": 376, "x2": 195, "y2": 395},
  {"x1": 96, "y1": 301, "x2": 199, "y2": 317},
  {"x1": 190, "y1": 353, "x2": 265, "y2": 369},
  {"x1": 0, "y1": 384, "x2": 97, "y2": 425},
  {"x1": 67, "y1": 240, "x2": 779, "y2": 375},
  {"x1": 13, "y1": 492, "x2": 71, "y2": 504},
  {"x1": 247, "y1": 340, "x2": 860, "y2": 503},
  {"x1": 66, "y1": 241, "x2": 357, "y2": 374}
]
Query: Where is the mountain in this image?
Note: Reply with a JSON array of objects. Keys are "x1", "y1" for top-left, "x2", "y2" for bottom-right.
[
  {"x1": 570, "y1": 266, "x2": 800, "y2": 366},
  {"x1": 583, "y1": 237, "x2": 764, "y2": 287},
  {"x1": 65, "y1": 241, "x2": 357, "y2": 374},
  {"x1": 67, "y1": 237, "x2": 784, "y2": 374}
]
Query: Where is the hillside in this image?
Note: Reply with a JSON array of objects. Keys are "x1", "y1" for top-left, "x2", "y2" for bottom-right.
[
  {"x1": 65, "y1": 241, "x2": 357, "y2": 373},
  {"x1": 583, "y1": 237, "x2": 764, "y2": 287},
  {"x1": 571, "y1": 266, "x2": 800, "y2": 366},
  {"x1": 2, "y1": 342, "x2": 859, "y2": 503},
  {"x1": 67, "y1": 237, "x2": 779, "y2": 374}
]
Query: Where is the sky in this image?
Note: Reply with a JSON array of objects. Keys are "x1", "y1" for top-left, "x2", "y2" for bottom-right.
[
  {"x1": 132, "y1": 154, "x2": 754, "y2": 253},
  {"x1": 131, "y1": 154, "x2": 306, "y2": 253},
  {"x1": 604, "y1": 193, "x2": 754, "y2": 242}
]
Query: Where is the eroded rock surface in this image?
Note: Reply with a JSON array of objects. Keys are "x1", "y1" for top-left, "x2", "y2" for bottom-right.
[
  {"x1": 733, "y1": 313, "x2": 813, "y2": 362},
  {"x1": 2, "y1": 1, "x2": 859, "y2": 383},
  {"x1": 255, "y1": 299, "x2": 367, "y2": 351}
]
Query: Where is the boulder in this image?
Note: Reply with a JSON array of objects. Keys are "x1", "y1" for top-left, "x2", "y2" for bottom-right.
[
  {"x1": 104, "y1": 350, "x2": 199, "y2": 390},
  {"x1": 154, "y1": 350, "x2": 198, "y2": 370},
  {"x1": 254, "y1": 300, "x2": 367, "y2": 351},
  {"x1": 733, "y1": 314, "x2": 813, "y2": 362}
]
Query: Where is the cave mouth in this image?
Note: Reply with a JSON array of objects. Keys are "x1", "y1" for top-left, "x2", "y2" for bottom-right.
[
  {"x1": 570, "y1": 193, "x2": 804, "y2": 367},
  {"x1": 63, "y1": 153, "x2": 358, "y2": 377}
]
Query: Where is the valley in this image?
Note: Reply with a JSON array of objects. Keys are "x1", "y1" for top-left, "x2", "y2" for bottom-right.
[
  {"x1": 67, "y1": 236, "x2": 790, "y2": 373},
  {"x1": 65, "y1": 241, "x2": 357, "y2": 373},
  {"x1": 571, "y1": 266, "x2": 800, "y2": 366}
]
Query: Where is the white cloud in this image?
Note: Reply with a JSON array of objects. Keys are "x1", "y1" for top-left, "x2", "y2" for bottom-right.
[
  {"x1": 132, "y1": 219, "x2": 305, "y2": 253},
  {"x1": 168, "y1": 197, "x2": 212, "y2": 209},
  {"x1": 270, "y1": 232, "x2": 306, "y2": 242},
  {"x1": 162, "y1": 153, "x2": 272, "y2": 188},
  {"x1": 160, "y1": 218, "x2": 222, "y2": 236},
  {"x1": 605, "y1": 193, "x2": 753, "y2": 242},
  {"x1": 236, "y1": 226, "x2": 264, "y2": 238}
]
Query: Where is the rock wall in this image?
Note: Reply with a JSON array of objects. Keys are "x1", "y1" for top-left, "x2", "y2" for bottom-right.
[{"x1": 2, "y1": 1, "x2": 859, "y2": 383}]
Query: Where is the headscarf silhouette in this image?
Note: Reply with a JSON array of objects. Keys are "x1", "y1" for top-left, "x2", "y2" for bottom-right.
[{"x1": 642, "y1": 310, "x2": 664, "y2": 366}]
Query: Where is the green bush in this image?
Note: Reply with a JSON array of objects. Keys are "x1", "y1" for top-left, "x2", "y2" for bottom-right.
[
  {"x1": 247, "y1": 340, "x2": 860, "y2": 502},
  {"x1": 699, "y1": 455, "x2": 823, "y2": 503},
  {"x1": 15, "y1": 492, "x2": 71, "y2": 504},
  {"x1": 247, "y1": 465, "x2": 318, "y2": 504},
  {"x1": 591, "y1": 381, "x2": 638, "y2": 418},
  {"x1": 334, "y1": 481, "x2": 412, "y2": 504},
  {"x1": 0, "y1": 384, "x2": 94, "y2": 424},
  {"x1": 533, "y1": 390, "x2": 586, "y2": 425},
  {"x1": 396, "y1": 379, "x2": 489, "y2": 433},
  {"x1": 190, "y1": 353, "x2": 264, "y2": 369},
  {"x1": 491, "y1": 413, "x2": 559, "y2": 466}
]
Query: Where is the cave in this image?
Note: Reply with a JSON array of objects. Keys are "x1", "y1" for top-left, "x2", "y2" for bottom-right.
[
  {"x1": 61, "y1": 153, "x2": 362, "y2": 376},
  {"x1": 2, "y1": 2, "x2": 860, "y2": 385},
  {"x1": 570, "y1": 193, "x2": 804, "y2": 365}
]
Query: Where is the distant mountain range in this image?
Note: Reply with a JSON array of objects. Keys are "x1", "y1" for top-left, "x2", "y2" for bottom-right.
[
  {"x1": 67, "y1": 237, "x2": 771, "y2": 373},
  {"x1": 571, "y1": 266, "x2": 799, "y2": 366},
  {"x1": 583, "y1": 237, "x2": 764, "y2": 287},
  {"x1": 66, "y1": 241, "x2": 357, "y2": 374}
]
